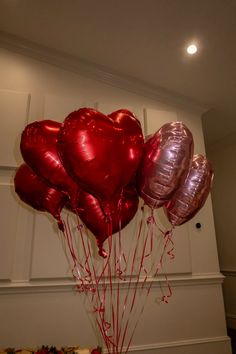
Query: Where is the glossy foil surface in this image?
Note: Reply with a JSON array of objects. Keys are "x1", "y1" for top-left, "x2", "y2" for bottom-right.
[
  {"x1": 20, "y1": 120, "x2": 78, "y2": 207},
  {"x1": 57, "y1": 108, "x2": 144, "y2": 203},
  {"x1": 164, "y1": 154, "x2": 214, "y2": 226},
  {"x1": 77, "y1": 183, "x2": 139, "y2": 255},
  {"x1": 14, "y1": 164, "x2": 67, "y2": 228},
  {"x1": 138, "y1": 122, "x2": 193, "y2": 208}
]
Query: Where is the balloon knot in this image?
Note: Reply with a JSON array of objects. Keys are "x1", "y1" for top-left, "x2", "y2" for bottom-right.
[
  {"x1": 57, "y1": 219, "x2": 64, "y2": 232},
  {"x1": 105, "y1": 214, "x2": 112, "y2": 224},
  {"x1": 98, "y1": 246, "x2": 107, "y2": 258},
  {"x1": 147, "y1": 215, "x2": 155, "y2": 224},
  {"x1": 103, "y1": 203, "x2": 112, "y2": 221},
  {"x1": 77, "y1": 223, "x2": 83, "y2": 230},
  {"x1": 164, "y1": 228, "x2": 173, "y2": 238}
]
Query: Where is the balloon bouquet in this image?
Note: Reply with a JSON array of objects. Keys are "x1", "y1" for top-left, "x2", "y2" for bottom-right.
[{"x1": 14, "y1": 108, "x2": 213, "y2": 354}]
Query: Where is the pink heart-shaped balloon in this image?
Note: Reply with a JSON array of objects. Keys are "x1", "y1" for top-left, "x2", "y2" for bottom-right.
[
  {"x1": 164, "y1": 154, "x2": 213, "y2": 226},
  {"x1": 20, "y1": 120, "x2": 79, "y2": 208},
  {"x1": 57, "y1": 108, "x2": 144, "y2": 205},
  {"x1": 138, "y1": 122, "x2": 193, "y2": 209}
]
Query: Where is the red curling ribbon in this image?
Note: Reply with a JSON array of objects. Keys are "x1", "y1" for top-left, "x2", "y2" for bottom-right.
[
  {"x1": 119, "y1": 216, "x2": 149, "y2": 354},
  {"x1": 119, "y1": 213, "x2": 144, "y2": 331},
  {"x1": 123, "y1": 224, "x2": 174, "y2": 353},
  {"x1": 93, "y1": 304, "x2": 105, "y2": 314}
]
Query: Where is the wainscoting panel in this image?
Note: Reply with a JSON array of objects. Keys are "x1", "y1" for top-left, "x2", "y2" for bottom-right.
[
  {"x1": 0, "y1": 182, "x2": 19, "y2": 280},
  {"x1": 0, "y1": 277, "x2": 229, "y2": 354},
  {"x1": 0, "y1": 89, "x2": 30, "y2": 167},
  {"x1": 144, "y1": 108, "x2": 178, "y2": 135},
  {"x1": 153, "y1": 208, "x2": 192, "y2": 275},
  {"x1": 43, "y1": 94, "x2": 96, "y2": 122},
  {"x1": 30, "y1": 212, "x2": 71, "y2": 280}
]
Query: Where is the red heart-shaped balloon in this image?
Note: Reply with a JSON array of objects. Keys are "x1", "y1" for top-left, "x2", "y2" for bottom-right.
[
  {"x1": 14, "y1": 164, "x2": 67, "y2": 230},
  {"x1": 77, "y1": 183, "x2": 139, "y2": 257},
  {"x1": 20, "y1": 120, "x2": 79, "y2": 208},
  {"x1": 57, "y1": 108, "x2": 144, "y2": 205}
]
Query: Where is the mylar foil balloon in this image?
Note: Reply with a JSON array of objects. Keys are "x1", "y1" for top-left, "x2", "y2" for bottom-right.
[
  {"x1": 138, "y1": 122, "x2": 193, "y2": 209},
  {"x1": 77, "y1": 183, "x2": 139, "y2": 258},
  {"x1": 57, "y1": 108, "x2": 144, "y2": 207},
  {"x1": 164, "y1": 154, "x2": 213, "y2": 226},
  {"x1": 14, "y1": 164, "x2": 67, "y2": 230},
  {"x1": 20, "y1": 120, "x2": 79, "y2": 209}
]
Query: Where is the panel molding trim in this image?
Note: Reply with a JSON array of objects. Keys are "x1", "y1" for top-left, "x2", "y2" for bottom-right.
[
  {"x1": 0, "y1": 273, "x2": 224, "y2": 295},
  {"x1": 222, "y1": 268, "x2": 236, "y2": 276},
  {"x1": 0, "y1": 31, "x2": 208, "y2": 114},
  {"x1": 124, "y1": 335, "x2": 230, "y2": 353}
]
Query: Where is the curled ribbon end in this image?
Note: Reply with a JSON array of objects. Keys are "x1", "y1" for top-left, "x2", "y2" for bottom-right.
[
  {"x1": 161, "y1": 295, "x2": 169, "y2": 304},
  {"x1": 147, "y1": 215, "x2": 155, "y2": 225}
]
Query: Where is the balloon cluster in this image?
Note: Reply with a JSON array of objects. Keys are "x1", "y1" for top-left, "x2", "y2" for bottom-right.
[{"x1": 14, "y1": 108, "x2": 213, "y2": 257}]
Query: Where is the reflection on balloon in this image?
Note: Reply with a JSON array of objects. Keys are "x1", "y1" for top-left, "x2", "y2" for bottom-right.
[
  {"x1": 138, "y1": 122, "x2": 193, "y2": 209},
  {"x1": 14, "y1": 164, "x2": 67, "y2": 230},
  {"x1": 164, "y1": 154, "x2": 213, "y2": 226},
  {"x1": 20, "y1": 120, "x2": 79, "y2": 209},
  {"x1": 57, "y1": 108, "x2": 144, "y2": 205},
  {"x1": 73, "y1": 183, "x2": 139, "y2": 257}
]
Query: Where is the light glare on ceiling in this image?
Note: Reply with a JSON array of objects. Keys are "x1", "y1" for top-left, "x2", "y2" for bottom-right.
[{"x1": 187, "y1": 44, "x2": 198, "y2": 55}]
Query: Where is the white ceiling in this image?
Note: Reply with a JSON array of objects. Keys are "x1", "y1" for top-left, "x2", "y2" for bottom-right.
[{"x1": 0, "y1": 0, "x2": 235, "y2": 146}]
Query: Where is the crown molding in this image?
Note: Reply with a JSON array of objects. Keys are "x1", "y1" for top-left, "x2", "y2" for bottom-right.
[
  {"x1": 0, "y1": 273, "x2": 224, "y2": 295},
  {"x1": 0, "y1": 31, "x2": 209, "y2": 114}
]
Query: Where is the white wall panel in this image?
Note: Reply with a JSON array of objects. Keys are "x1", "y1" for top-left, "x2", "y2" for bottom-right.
[
  {"x1": 30, "y1": 212, "x2": 71, "y2": 280},
  {"x1": 0, "y1": 183, "x2": 19, "y2": 280},
  {"x1": 145, "y1": 108, "x2": 178, "y2": 135},
  {"x1": 27, "y1": 94, "x2": 45, "y2": 123},
  {"x1": 0, "y1": 90, "x2": 29, "y2": 167},
  {"x1": 43, "y1": 94, "x2": 95, "y2": 122},
  {"x1": 0, "y1": 290, "x2": 95, "y2": 348},
  {"x1": 154, "y1": 208, "x2": 192, "y2": 274},
  {"x1": 0, "y1": 282, "x2": 228, "y2": 352}
]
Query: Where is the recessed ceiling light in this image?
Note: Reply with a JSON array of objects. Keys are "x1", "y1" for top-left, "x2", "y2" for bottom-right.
[{"x1": 187, "y1": 44, "x2": 198, "y2": 55}]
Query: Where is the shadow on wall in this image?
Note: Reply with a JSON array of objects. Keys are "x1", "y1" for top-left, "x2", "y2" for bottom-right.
[{"x1": 202, "y1": 110, "x2": 236, "y2": 334}]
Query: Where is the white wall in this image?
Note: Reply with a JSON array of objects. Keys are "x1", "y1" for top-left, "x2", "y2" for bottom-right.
[
  {"x1": 0, "y1": 45, "x2": 231, "y2": 354},
  {"x1": 207, "y1": 133, "x2": 236, "y2": 330}
]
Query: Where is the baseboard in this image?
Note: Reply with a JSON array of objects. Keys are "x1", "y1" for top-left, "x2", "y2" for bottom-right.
[{"x1": 104, "y1": 336, "x2": 231, "y2": 354}]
